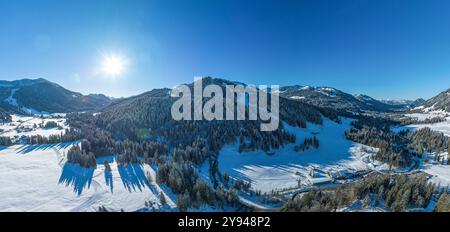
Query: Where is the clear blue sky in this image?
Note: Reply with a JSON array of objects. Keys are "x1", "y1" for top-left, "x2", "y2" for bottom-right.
[{"x1": 1, "y1": 0, "x2": 450, "y2": 100}]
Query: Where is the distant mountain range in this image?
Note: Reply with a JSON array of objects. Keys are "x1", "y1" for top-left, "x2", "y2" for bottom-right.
[
  {"x1": 0, "y1": 78, "x2": 112, "y2": 114},
  {"x1": 277, "y1": 85, "x2": 422, "y2": 113},
  {"x1": 0, "y1": 77, "x2": 448, "y2": 116}
]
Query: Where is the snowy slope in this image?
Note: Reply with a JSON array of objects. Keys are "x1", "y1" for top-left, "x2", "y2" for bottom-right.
[
  {"x1": 218, "y1": 118, "x2": 381, "y2": 193},
  {"x1": 392, "y1": 120, "x2": 450, "y2": 188},
  {"x1": 0, "y1": 144, "x2": 175, "y2": 212},
  {"x1": 399, "y1": 117, "x2": 450, "y2": 137},
  {"x1": 0, "y1": 78, "x2": 111, "y2": 114}
]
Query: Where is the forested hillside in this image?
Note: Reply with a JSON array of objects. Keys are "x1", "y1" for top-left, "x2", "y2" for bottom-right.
[{"x1": 64, "y1": 78, "x2": 344, "y2": 209}]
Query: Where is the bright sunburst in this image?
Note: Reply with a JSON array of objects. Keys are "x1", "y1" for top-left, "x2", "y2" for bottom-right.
[{"x1": 101, "y1": 54, "x2": 127, "y2": 77}]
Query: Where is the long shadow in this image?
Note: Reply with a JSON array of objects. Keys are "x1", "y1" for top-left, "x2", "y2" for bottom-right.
[
  {"x1": 96, "y1": 156, "x2": 115, "y2": 193},
  {"x1": 105, "y1": 169, "x2": 114, "y2": 193},
  {"x1": 58, "y1": 163, "x2": 95, "y2": 196},
  {"x1": 15, "y1": 144, "x2": 54, "y2": 154},
  {"x1": 15, "y1": 141, "x2": 79, "y2": 154},
  {"x1": 118, "y1": 164, "x2": 152, "y2": 192}
]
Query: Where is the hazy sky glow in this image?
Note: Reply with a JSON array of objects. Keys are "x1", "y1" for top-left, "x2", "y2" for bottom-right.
[{"x1": 1, "y1": 0, "x2": 450, "y2": 99}]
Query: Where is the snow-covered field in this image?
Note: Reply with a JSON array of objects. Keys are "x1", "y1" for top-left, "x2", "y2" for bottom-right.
[
  {"x1": 401, "y1": 109, "x2": 450, "y2": 137},
  {"x1": 417, "y1": 151, "x2": 450, "y2": 187},
  {"x1": 0, "y1": 115, "x2": 68, "y2": 140},
  {"x1": 425, "y1": 164, "x2": 450, "y2": 187},
  {"x1": 218, "y1": 118, "x2": 382, "y2": 193},
  {"x1": 393, "y1": 113, "x2": 450, "y2": 189},
  {"x1": 400, "y1": 118, "x2": 450, "y2": 137},
  {"x1": 0, "y1": 144, "x2": 175, "y2": 212}
]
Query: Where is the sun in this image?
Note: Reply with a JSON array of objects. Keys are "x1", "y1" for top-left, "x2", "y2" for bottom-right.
[{"x1": 101, "y1": 54, "x2": 127, "y2": 77}]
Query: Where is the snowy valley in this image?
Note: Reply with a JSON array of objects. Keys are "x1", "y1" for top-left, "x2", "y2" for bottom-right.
[{"x1": 0, "y1": 78, "x2": 449, "y2": 212}]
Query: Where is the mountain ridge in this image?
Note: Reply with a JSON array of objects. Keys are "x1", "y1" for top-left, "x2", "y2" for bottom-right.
[
  {"x1": 2, "y1": 77, "x2": 449, "y2": 116},
  {"x1": 0, "y1": 78, "x2": 112, "y2": 114},
  {"x1": 278, "y1": 84, "x2": 409, "y2": 113}
]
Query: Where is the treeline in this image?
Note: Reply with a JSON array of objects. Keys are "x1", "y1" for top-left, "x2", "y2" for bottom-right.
[
  {"x1": 282, "y1": 173, "x2": 435, "y2": 212},
  {"x1": 0, "y1": 128, "x2": 82, "y2": 146}
]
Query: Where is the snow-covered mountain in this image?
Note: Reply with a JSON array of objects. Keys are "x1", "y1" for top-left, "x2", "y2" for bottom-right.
[
  {"x1": 0, "y1": 76, "x2": 447, "y2": 212},
  {"x1": 278, "y1": 85, "x2": 406, "y2": 113},
  {"x1": 0, "y1": 78, "x2": 112, "y2": 114}
]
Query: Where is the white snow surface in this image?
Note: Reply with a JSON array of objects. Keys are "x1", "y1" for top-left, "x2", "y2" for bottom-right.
[
  {"x1": 218, "y1": 117, "x2": 381, "y2": 193},
  {"x1": 0, "y1": 144, "x2": 174, "y2": 212},
  {"x1": 418, "y1": 151, "x2": 450, "y2": 187},
  {"x1": 398, "y1": 117, "x2": 450, "y2": 137},
  {"x1": 393, "y1": 118, "x2": 450, "y2": 188}
]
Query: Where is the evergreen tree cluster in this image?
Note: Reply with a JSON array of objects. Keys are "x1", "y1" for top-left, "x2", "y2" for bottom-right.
[
  {"x1": 27, "y1": 128, "x2": 82, "y2": 144},
  {"x1": 176, "y1": 180, "x2": 239, "y2": 211},
  {"x1": 67, "y1": 144, "x2": 97, "y2": 168},
  {"x1": 408, "y1": 127, "x2": 449, "y2": 159},
  {"x1": 43, "y1": 121, "x2": 59, "y2": 128}
]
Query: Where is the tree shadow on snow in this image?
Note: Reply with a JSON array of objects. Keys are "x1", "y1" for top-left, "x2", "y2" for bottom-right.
[
  {"x1": 58, "y1": 163, "x2": 95, "y2": 196},
  {"x1": 118, "y1": 164, "x2": 152, "y2": 192}
]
